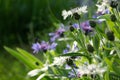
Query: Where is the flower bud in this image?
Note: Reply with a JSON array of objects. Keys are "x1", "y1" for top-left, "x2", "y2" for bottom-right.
[
  {"x1": 89, "y1": 20, "x2": 96, "y2": 28},
  {"x1": 110, "y1": 14, "x2": 117, "y2": 22},
  {"x1": 60, "y1": 32, "x2": 64, "y2": 37},
  {"x1": 73, "y1": 13, "x2": 81, "y2": 20},
  {"x1": 110, "y1": 0, "x2": 118, "y2": 8},
  {"x1": 35, "y1": 62, "x2": 39, "y2": 66},
  {"x1": 69, "y1": 26, "x2": 75, "y2": 32},
  {"x1": 106, "y1": 31, "x2": 115, "y2": 41},
  {"x1": 87, "y1": 44, "x2": 94, "y2": 53},
  {"x1": 66, "y1": 58, "x2": 74, "y2": 66}
]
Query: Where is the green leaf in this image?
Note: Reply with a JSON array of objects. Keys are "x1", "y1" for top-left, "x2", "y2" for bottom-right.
[
  {"x1": 109, "y1": 72, "x2": 120, "y2": 80},
  {"x1": 16, "y1": 48, "x2": 43, "y2": 67},
  {"x1": 104, "y1": 72, "x2": 109, "y2": 80},
  {"x1": 4, "y1": 46, "x2": 43, "y2": 69},
  {"x1": 106, "y1": 21, "x2": 120, "y2": 39},
  {"x1": 93, "y1": 34, "x2": 100, "y2": 50},
  {"x1": 61, "y1": 53, "x2": 91, "y2": 62},
  {"x1": 98, "y1": 14, "x2": 111, "y2": 20},
  {"x1": 112, "y1": 56, "x2": 120, "y2": 75},
  {"x1": 104, "y1": 57, "x2": 113, "y2": 70}
]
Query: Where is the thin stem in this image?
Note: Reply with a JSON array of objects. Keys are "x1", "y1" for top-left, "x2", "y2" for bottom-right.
[{"x1": 71, "y1": 66, "x2": 77, "y2": 77}]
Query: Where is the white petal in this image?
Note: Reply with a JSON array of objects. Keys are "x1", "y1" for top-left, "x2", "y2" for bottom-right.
[
  {"x1": 36, "y1": 73, "x2": 46, "y2": 80},
  {"x1": 27, "y1": 69, "x2": 40, "y2": 77}
]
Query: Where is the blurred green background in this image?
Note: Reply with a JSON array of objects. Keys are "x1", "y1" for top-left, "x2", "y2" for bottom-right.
[{"x1": 0, "y1": 0, "x2": 77, "y2": 80}]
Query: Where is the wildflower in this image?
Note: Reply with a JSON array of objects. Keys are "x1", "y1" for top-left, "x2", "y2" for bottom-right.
[
  {"x1": 31, "y1": 42, "x2": 41, "y2": 53},
  {"x1": 77, "y1": 63, "x2": 106, "y2": 77},
  {"x1": 62, "y1": 10, "x2": 72, "y2": 20},
  {"x1": 52, "y1": 56, "x2": 70, "y2": 66},
  {"x1": 63, "y1": 41, "x2": 79, "y2": 54},
  {"x1": 62, "y1": 6, "x2": 87, "y2": 20},
  {"x1": 80, "y1": 21, "x2": 93, "y2": 34},
  {"x1": 50, "y1": 42, "x2": 57, "y2": 50},
  {"x1": 40, "y1": 41, "x2": 50, "y2": 52},
  {"x1": 96, "y1": 0, "x2": 110, "y2": 15},
  {"x1": 49, "y1": 26, "x2": 65, "y2": 42},
  {"x1": 32, "y1": 41, "x2": 57, "y2": 53},
  {"x1": 72, "y1": 23, "x2": 79, "y2": 29}
]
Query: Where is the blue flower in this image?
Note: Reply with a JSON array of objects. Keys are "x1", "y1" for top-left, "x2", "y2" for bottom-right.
[
  {"x1": 40, "y1": 41, "x2": 50, "y2": 52},
  {"x1": 31, "y1": 42, "x2": 41, "y2": 53},
  {"x1": 80, "y1": 21, "x2": 92, "y2": 32},
  {"x1": 50, "y1": 42, "x2": 57, "y2": 50},
  {"x1": 32, "y1": 41, "x2": 58, "y2": 53},
  {"x1": 49, "y1": 27, "x2": 65, "y2": 42},
  {"x1": 72, "y1": 23, "x2": 80, "y2": 29}
]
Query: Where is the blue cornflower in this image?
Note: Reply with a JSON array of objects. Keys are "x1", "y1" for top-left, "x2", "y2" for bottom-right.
[
  {"x1": 49, "y1": 27, "x2": 65, "y2": 42},
  {"x1": 72, "y1": 23, "x2": 80, "y2": 29},
  {"x1": 32, "y1": 41, "x2": 57, "y2": 53},
  {"x1": 31, "y1": 42, "x2": 41, "y2": 53},
  {"x1": 80, "y1": 21, "x2": 92, "y2": 32},
  {"x1": 40, "y1": 41, "x2": 50, "y2": 52},
  {"x1": 50, "y1": 42, "x2": 57, "y2": 50}
]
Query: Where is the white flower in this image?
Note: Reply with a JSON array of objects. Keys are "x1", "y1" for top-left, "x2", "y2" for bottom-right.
[
  {"x1": 77, "y1": 6, "x2": 88, "y2": 14},
  {"x1": 96, "y1": 0, "x2": 110, "y2": 15},
  {"x1": 52, "y1": 56, "x2": 69, "y2": 66},
  {"x1": 77, "y1": 63, "x2": 106, "y2": 77},
  {"x1": 62, "y1": 6, "x2": 88, "y2": 20},
  {"x1": 62, "y1": 10, "x2": 72, "y2": 20}
]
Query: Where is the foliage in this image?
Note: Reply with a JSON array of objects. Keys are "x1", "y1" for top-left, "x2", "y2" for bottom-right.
[{"x1": 4, "y1": 0, "x2": 120, "y2": 80}]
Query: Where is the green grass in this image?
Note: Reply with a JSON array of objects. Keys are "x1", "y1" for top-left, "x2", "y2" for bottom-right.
[{"x1": 0, "y1": 51, "x2": 36, "y2": 80}]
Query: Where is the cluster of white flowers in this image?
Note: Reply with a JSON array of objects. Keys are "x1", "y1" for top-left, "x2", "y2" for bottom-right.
[
  {"x1": 77, "y1": 63, "x2": 106, "y2": 77},
  {"x1": 62, "y1": 6, "x2": 88, "y2": 20},
  {"x1": 96, "y1": 0, "x2": 110, "y2": 15},
  {"x1": 52, "y1": 56, "x2": 70, "y2": 66}
]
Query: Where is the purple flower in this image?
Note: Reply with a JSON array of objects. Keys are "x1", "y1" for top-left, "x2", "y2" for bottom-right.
[
  {"x1": 72, "y1": 23, "x2": 80, "y2": 29},
  {"x1": 50, "y1": 42, "x2": 57, "y2": 50},
  {"x1": 40, "y1": 41, "x2": 50, "y2": 52},
  {"x1": 32, "y1": 41, "x2": 57, "y2": 53},
  {"x1": 80, "y1": 21, "x2": 92, "y2": 32},
  {"x1": 49, "y1": 27, "x2": 65, "y2": 42},
  {"x1": 31, "y1": 42, "x2": 41, "y2": 53}
]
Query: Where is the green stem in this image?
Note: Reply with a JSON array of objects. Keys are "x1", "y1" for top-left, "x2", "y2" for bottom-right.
[{"x1": 71, "y1": 66, "x2": 77, "y2": 78}]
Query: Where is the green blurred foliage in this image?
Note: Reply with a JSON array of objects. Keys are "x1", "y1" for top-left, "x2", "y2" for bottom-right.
[{"x1": 0, "y1": 0, "x2": 76, "y2": 48}]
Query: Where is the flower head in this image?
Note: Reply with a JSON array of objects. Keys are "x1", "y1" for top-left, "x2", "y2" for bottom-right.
[
  {"x1": 49, "y1": 26, "x2": 65, "y2": 42},
  {"x1": 40, "y1": 41, "x2": 50, "y2": 52},
  {"x1": 52, "y1": 56, "x2": 70, "y2": 66},
  {"x1": 62, "y1": 6, "x2": 88, "y2": 20},
  {"x1": 32, "y1": 41, "x2": 57, "y2": 53},
  {"x1": 77, "y1": 63, "x2": 106, "y2": 77},
  {"x1": 31, "y1": 42, "x2": 41, "y2": 53},
  {"x1": 80, "y1": 21, "x2": 92, "y2": 33}
]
